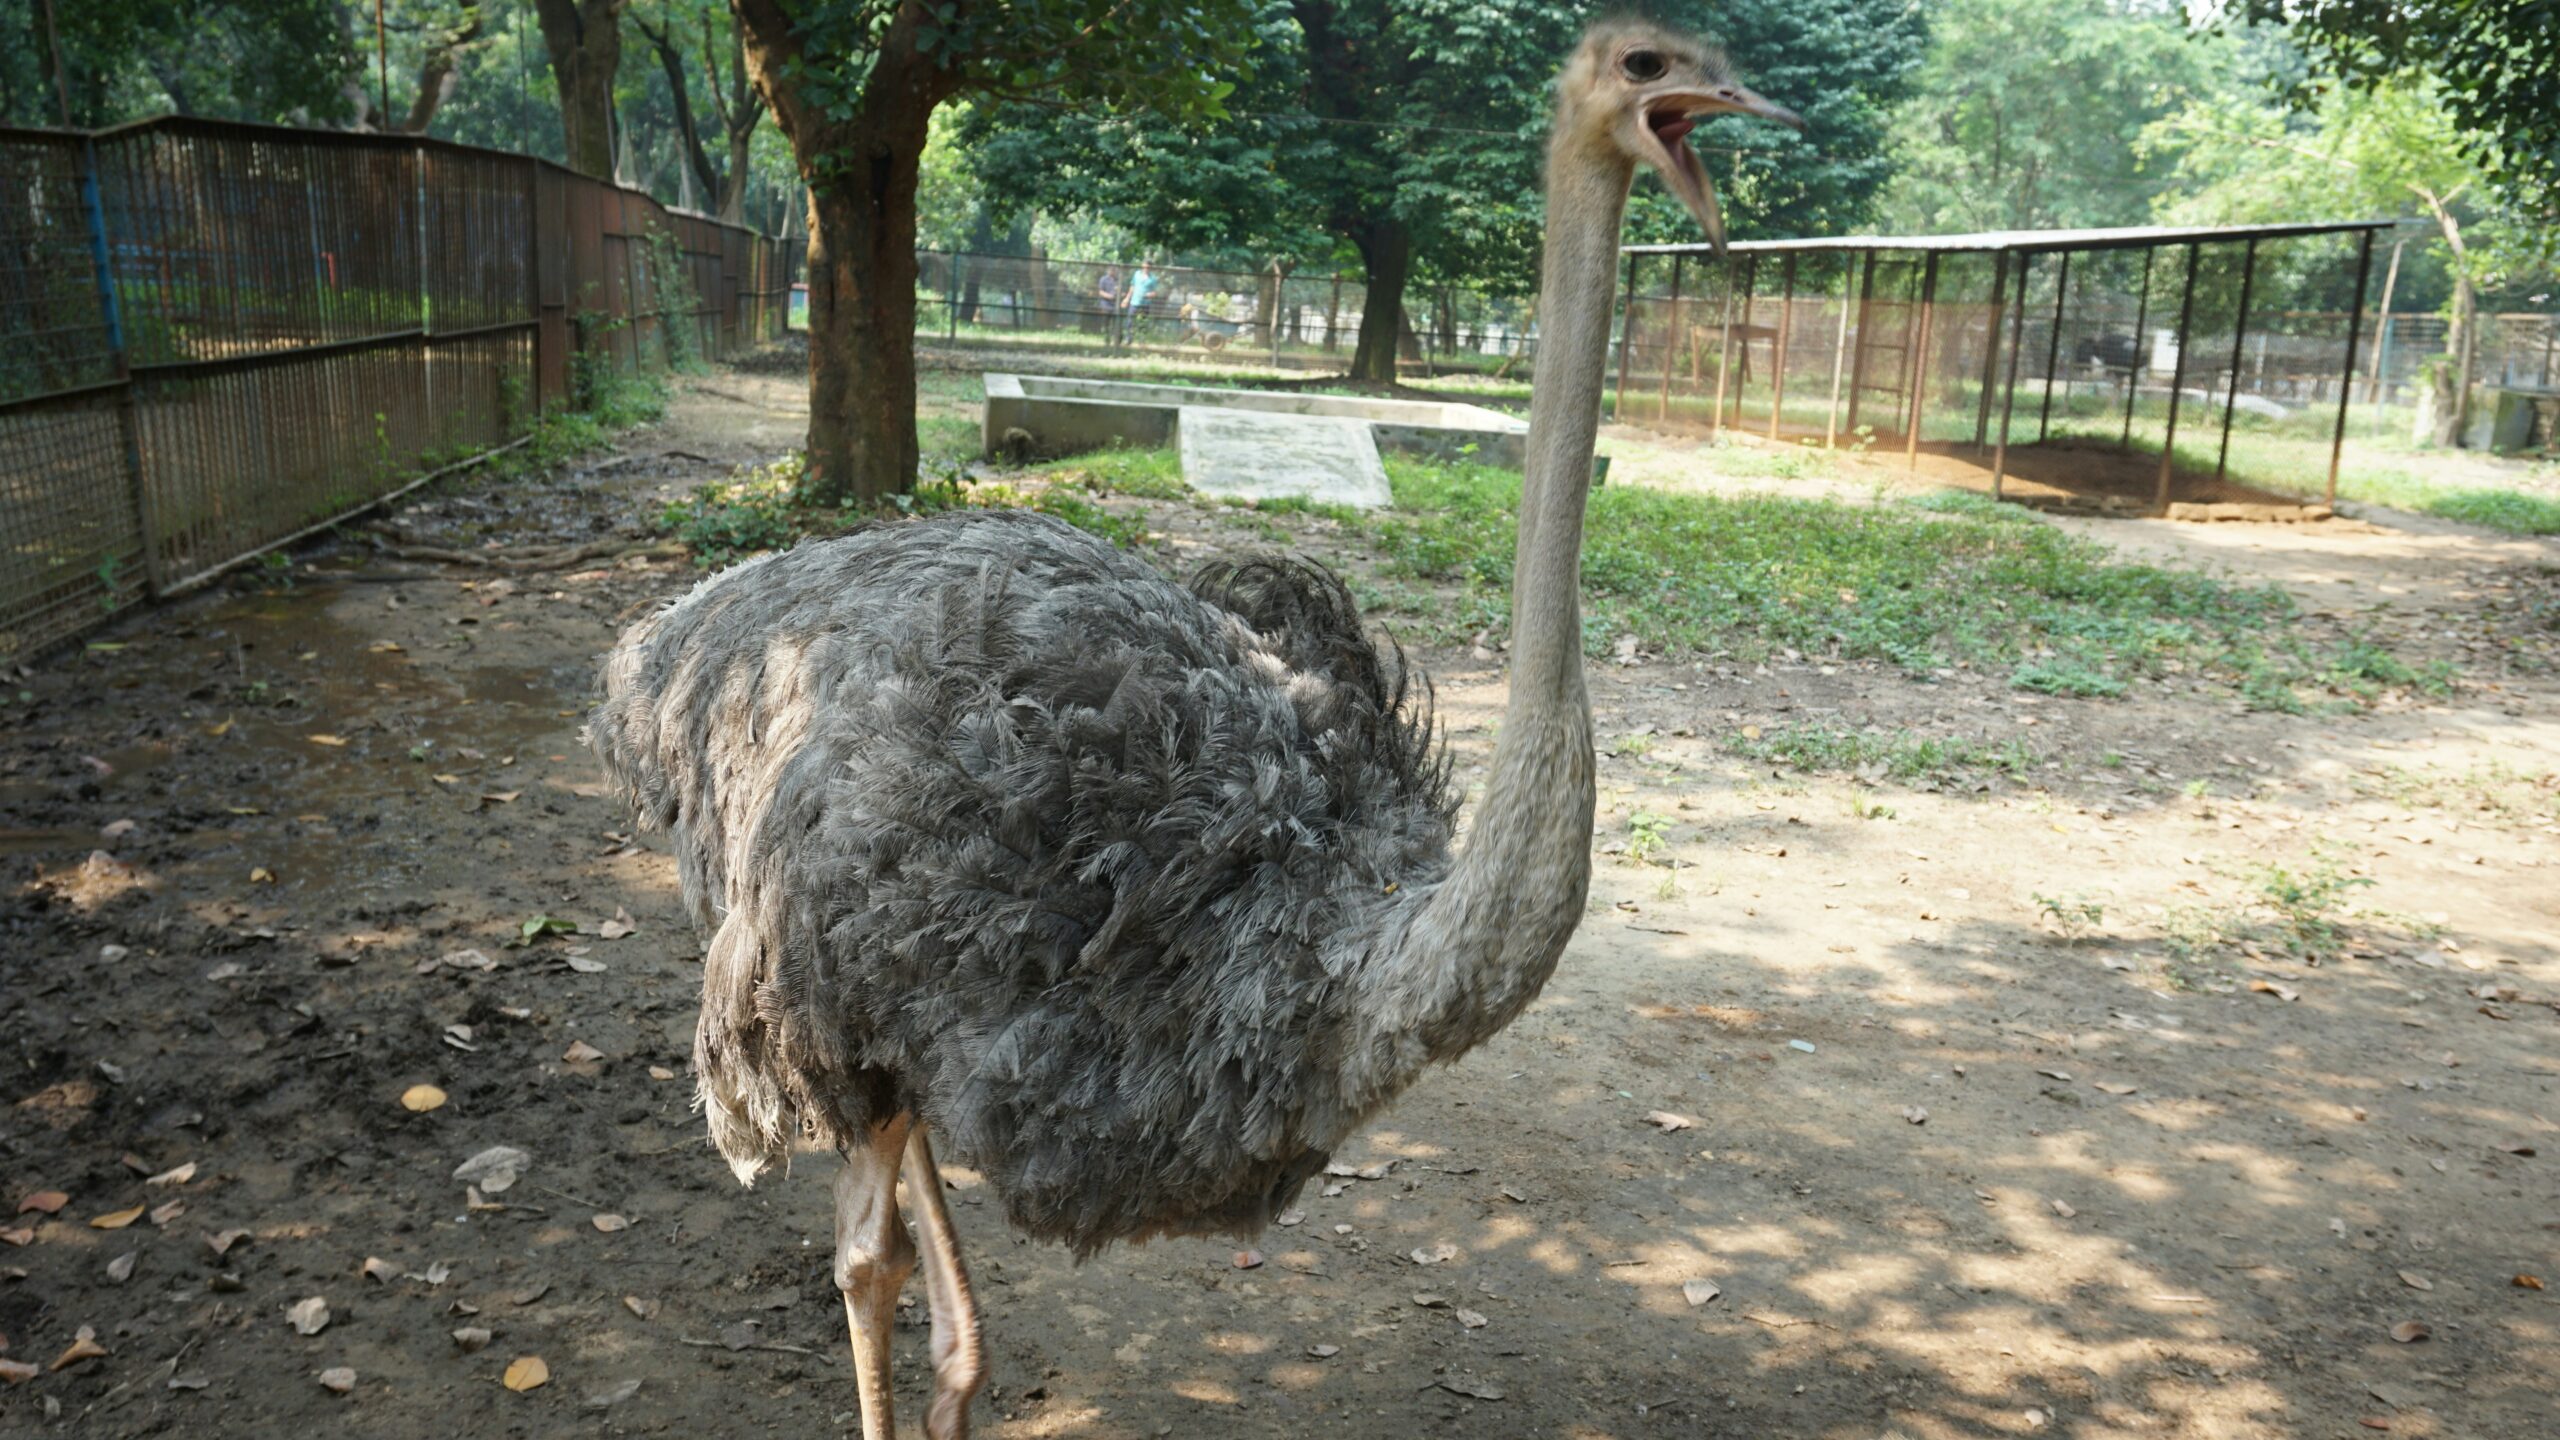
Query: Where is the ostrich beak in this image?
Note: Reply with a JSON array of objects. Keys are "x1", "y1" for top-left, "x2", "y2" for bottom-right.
[{"x1": 1638, "y1": 82, "x2": 1806, "y2": 257}]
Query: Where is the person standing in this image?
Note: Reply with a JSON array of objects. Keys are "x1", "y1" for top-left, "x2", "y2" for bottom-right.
[
  {"x1": 1123, "y1": 262, "x2": 1158, "y2": 348},
  {"x1": 1095, "y1": 267, "x2": 1122, "y2": 346}
]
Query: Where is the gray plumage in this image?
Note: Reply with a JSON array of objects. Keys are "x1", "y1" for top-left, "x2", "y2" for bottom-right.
[{"x1": 591, "y1": 508, "x2": 1463, "y2": 1251}]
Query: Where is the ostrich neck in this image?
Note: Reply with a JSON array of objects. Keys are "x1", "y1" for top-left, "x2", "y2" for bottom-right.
[{"x1": 1357, "y1": 141, "x2": 1633, "y2": 1061}]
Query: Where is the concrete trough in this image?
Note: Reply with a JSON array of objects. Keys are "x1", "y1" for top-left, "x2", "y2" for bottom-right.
[{"x1": 982, "y1": 372, "x2": 1528, "y2": 471}]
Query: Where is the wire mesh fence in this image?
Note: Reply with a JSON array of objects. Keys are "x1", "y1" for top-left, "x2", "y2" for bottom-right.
[
  {"x1": 908, "y1": 250, "x2": 1539, "y2": 375},
  {"x1": 0, "y1": 117, "x2": 793, "y2": 661},
  {"x1": 1616, "y1": 223, "x2": 2433, "y2": 515}
]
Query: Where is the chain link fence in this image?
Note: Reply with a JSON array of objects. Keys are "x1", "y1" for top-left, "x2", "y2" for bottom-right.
[{"x1": 1, "y1": 117, "x2": 792, "y2": 662}]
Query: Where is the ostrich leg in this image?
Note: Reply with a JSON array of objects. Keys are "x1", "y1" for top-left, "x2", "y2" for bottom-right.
[
  {"x1": 904, "y1": 1128, "x2": 988, "y2": 1439},
  {"x1": 834, "y1": 1117, "x2": 917, "y2": 1440}
]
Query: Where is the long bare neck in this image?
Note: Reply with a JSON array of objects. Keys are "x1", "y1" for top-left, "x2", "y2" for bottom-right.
[{"x1": 1350, "y1": 135, "x2": 1633, "y2": 1063}]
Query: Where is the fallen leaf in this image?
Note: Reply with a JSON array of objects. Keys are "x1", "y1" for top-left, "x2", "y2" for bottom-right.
[
  {"x1": 411, "y1": 1261, "x2": 452, "y2": 1286},
  {"x1": 508, "y1": 1283, "x2": 550, "y2": 1306},
  {"x1": 452, "y1": 1145, "x2": 531, "y2": 1195},
  {"x1": 590, "y1": 1213, "x2": 630, "y2": 1233},
  {"x1": 562, "y1": 1041, "x2": 605, "y2": 1064},
  {"x1": 317, "y1": 1366, "x2": 356, "y2": 1394},
  {"x1": 1408, "y1": 1242, "x2": 1457, "y2": 1266},
  {"x1": 1231, "y1": 1249, "x2": 1263, "y2": 1270},
  {"x1": 451, "y1": 1327, "x2": 492, "y2": 1353},
  {"x1": 0, "y1": 1227, "x2": 32, "y2": 1247},
  {"x1": 1682, "y1": 1279, "x2": 1722, "y2": 1308},
  {"x1": 105, "y1": 1251, "x2": 137, "y2": 1283},
  {"x1": 206, "y1": 1229, "x2": 251, "y2": 1257},
  {"x1": 564, "y1": 955, "x2": 608, "y2": 974},
  {"x1": 1454, "y1": 1308, "x2": 1489, "y2": 1329},
  {"x1": 167, "y1": 1371, "x2": 209, "y2": 1390},
  {"x1": 17, "y1": 1192, "x2": 67, "y2": 1216},
  {"x1": 583, "y1": 1377, "x2": 641, "y2": 1409},
  {"x1": 362, "y1": 1257, "x2": 398, "y2": 1283},
  {"x1": 50, "y1": 1326, "x2": 108, "y2": 1370},
  {"x1": 502, "y1": 1355, "x2": 550, "y2": 1392},
  {"x1": 647, "y1": 1066, "x2": 676, "y2": 1081},
  {"x1": 1642, "y1": 1111, "x2": 1694, "y2": 1133},
  {"x1": 144, "y1": 1162, "x2": 196, "y2": 1187},
  {"x1": 2389, "y1": 1320, "x2": 2431, "y2": 1344},
  {"x1": 400, "y1": 1084, "x2": 447, "y2": 1113},
  {"x1": 597, "y1": 908, "x2": 638, "y2": 940},
  {"x1": 2398, "y1": 1270, "x2": 2433, "y2": 1291},
  {"x1": 481, "y1": 791, "x2": 521, "y2": 806},
  {"x1": 148, "y1": 1199, "x2": 184, "y2": 1226},
  {"x1": 249, "y1": 866, "x2": 275, "y2": 884},
  {"x1": 2513, "y1": 1274, "x2": 2544, "y2": 1290},
  {"x1": 623, "y1": 1296, "x2": 659, "y2": 1320},
  {"x1": 0, "y1": 1359, "x2": 36, "y2": 1385},
  {"x1": 2036, "y1": 1068, "x2": 2073, "y2": 1082},
  {"x1": 2249, "y1": 979, "x2": 2301, "y2": 1002},
  {"x1": 307, "y1": 734, "x2": 348, "y2": 747},
  {"x1": 285, "y1": 1296, "x2": 331, "y2": 1335},
  {"x1": 1307, "y1": 1344, "x2": 1340, "y2": 1359},
  {"x1": 438, "y1": 948, "x2": 497, "y2": 972},
  {"x1": 90, "y1": 1205, "x2": 145, "y2": 1230}
]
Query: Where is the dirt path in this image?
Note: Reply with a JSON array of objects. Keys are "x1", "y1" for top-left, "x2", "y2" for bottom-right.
[{"x1": 5, "y1": 365, "x2": 2556, "y2": 1438}]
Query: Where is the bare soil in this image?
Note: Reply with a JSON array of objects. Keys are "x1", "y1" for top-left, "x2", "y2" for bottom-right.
[{"x1": 5, "y1": 363, "x2": 2557, "y2": 1439}]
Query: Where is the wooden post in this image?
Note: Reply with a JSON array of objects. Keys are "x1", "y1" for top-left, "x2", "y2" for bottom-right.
[
  {"x1": 1974, "y1": 251, "x2": 2009, "y2": 450},
  {"x1": 2213, "y1": 238, "x2": 2260, "y2": 486},
  {"x1": 1612, "y1": 251, "x2": 1637, "y2": 420},
  {"x1": 1993, "y1": 253, "x2": 2031, "y2": 498},
  {"x1": 1768, "y1": 253, "x2": 1796, "y2": 438},
  {"x1": 1729, "y1": 256, "x2": 1759, "y2": 430},
  {"x1": 1658, "y1": 251, "x2": 1684, "y2": 423},
  {"x1": 1844, "y1": 250, "x2": 1877, "y2": 439},
  {"x1": 1825, "y1": 250, "x2": 1855, "y2": 447},
  {"x1": 2036, "y1": 250, "x2": 2070, "y2": 442},
  {"x1": 2155, "y1": 243, "x2": 2202, "y2": 515},
  {"x1": 2329, "y1": 229, "x2": 2376, "y2": 508},
  {"x1": 1904, "y1": 252, "x2": 1940, "y2": 471},
  {"x1": 2120, "y1": 246, "x2": 2154, "y2": 453},
  {"x1": 2364, "y1": 236, "x2": 2403, "y2": 404},
  {"x1": 1710, "y1": 255, "x2": 1738, "y2": 439}
]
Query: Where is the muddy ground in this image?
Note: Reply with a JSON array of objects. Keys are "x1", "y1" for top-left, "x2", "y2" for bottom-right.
[{"x1": 4, "y1": 360, "x2": 2558, "y2": 1439}]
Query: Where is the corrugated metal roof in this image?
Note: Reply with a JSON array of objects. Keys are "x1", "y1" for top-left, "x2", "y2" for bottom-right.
[{"x1": 1626, "y1": 219, "x2": 2399, "y2": 258}]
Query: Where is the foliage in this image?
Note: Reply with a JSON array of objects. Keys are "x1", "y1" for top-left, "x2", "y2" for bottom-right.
[
  {"x1": 1727, "y1": 722, "x2": 2034, "y2": 781},
  {"x1": 2251, "y1": 850, "x2": 2375, "y2": 962},
  {"x1": 2230, "y1": 0, "x2": 2560, "y2": 215},
  {"x1": 662, "y1": 457, "x2": 808, "y2": 567}
]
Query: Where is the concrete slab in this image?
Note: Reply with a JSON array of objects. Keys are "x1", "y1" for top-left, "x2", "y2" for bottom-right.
[
  {"x1": 982, "y1": 372, "x2": 1527, "y2": 471},
  {"x1": 1175, "y1": 407, "x2": 1391, "y2": 508}
]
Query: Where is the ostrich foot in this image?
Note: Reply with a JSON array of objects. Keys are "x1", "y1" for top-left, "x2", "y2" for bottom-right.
[
  {"x1": 834, "y1": 1118, "x2": 916, "y2": 1440},
  {"x1": 905, "y1": 1127, "x2": 987, "y2": 1440}
]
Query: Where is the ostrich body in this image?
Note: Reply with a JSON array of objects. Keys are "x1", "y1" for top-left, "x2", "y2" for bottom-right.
[{"x1": 591, "y1": 23, "x2": 1798, "y2": 1439}]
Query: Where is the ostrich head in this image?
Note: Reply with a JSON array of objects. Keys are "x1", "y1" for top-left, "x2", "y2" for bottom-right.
[{"x1": 1556, "y1": 21, "x2": 1805, "y2": 253}]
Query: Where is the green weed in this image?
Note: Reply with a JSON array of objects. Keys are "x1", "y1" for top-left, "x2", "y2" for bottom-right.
[{"x1": 1728, "y1": 722, "x2": 2033, "y2": 782}]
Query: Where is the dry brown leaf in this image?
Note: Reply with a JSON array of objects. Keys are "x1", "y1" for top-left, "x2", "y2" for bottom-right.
[
  {"x1": 1642, "y1": 1110, "x2": 1694, "y2": 1133},
  {"x1": 2389, "y1": 1320, "x2": 2431, "y2": 1344},
  {"x1": 18, "y1": 1191, "x2": 68, "y2": 1216},
  {"x1": 2513, "y1": 1274, "x2": 2544, "y2": 1290},
  {"x1": 362, "y1": 1257, "x2": 397, "y2": 1283},
  {"x1": 206, "y1": 1228, "x2": 251, "y2": 1257},
  {"x1": 1232, "y1": 1249, "x2": 1264, "y2": 1270},
  {"x1": 622, "y1": 1296, "x2": 659, "y2": 1320},
  {"x1": 2249, "y1": 978, "x2": 2302, "y2": 1002},
  {"x1": 2495, "y1": 1142, "x2": 2537, "y2": 1157},
  {"x1": 399, "y1": 1084, "x2": 447, "y2": 1113},
  {"x1": 144, "y1": 1161, "x2": 196, "y2": 1187},
  {"x1": 562, "y1": 1041, "x2": 605, "y2": 1064},
  {"x1": 317, "y1": 1366, "x2": 356, "y2": 1394},
  {"x1": 148, "y1": 1199, "x2": 184, "y2": 1226},
  {"x1": 1682, "y1": 1278, "x2": 1722, "y2": 1307},
  {"x1": 285, "y1": 1296, "x2": 331, "y2": 1336},
  {"x1": 307, "y1": 734, "x2": 348, "y2": 747},
  {"x1": 590, "y1": 1213, "x2": 630, "y2": 1234},
  {"x1": 2398, "y1": 1270, "x2": 2432, "y2": 1291},
  {"x1": 50, "y1": 1326, "x2": 108, "y2": 1371},
  {"x1": 0, "y1": 1227, "x2": 33, "y2": 1247},
  {"x1": 646, "y1": 1066, "x2": 675, "y2": 1081},
  {"x1": 502, "y1": 1355, "x2": 550, "y2": 1392},
  {"x1": 597, "y1": 908, "x2": 637, "y2": 940},
  {"x1": 90, "y1": 1204, "x2": 145, "y2": 1230},
  {"x1": 249, "y1": 866, "x2": 276, "y2": 884},
  {"x1": 451, "y1": 1327, "x2": 492, "y2": 1353},
  {"x1": 105, "y1": 1251, "x2": 137, "y2": 1283}
]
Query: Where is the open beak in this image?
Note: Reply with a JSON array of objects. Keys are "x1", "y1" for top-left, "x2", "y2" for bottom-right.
[{"x1": 1638, "y1": 83, "x2": 1806, "y2": 256}]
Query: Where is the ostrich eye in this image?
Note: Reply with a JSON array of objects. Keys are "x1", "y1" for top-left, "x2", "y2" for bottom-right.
[{"x1": 1621, "y1": 49, "x2": 1667, "y2": 82}]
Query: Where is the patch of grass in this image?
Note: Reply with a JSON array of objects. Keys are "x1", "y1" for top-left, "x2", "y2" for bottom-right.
[
  {"x1": 1363, "y1": 458, "x2": 2415, "y2": 704},
  {"x1": 1624, "y1": 810, "x2": 1674, "y2": 866},
  {"x1": 2252, "y1": 850, "x2": 2376, "y2": 963},
  {"x1": 2417, "y1": 488, "x2": 2560, "y2": 536},
  {"x1": 1727, "y1": 722, "x2": 2034, "y2": 782},
  {"x1": 2354, "y1": 761, "x2": 2560, "y2": 827},
  {"x1": 1036, "y1": 446, "x2": 1189, "y2": 500},
  {"x1": 2035, "y1": 891, "x2": 2108, "y2": 942},
  {"x1": 661, "y1": 454, "x2": 807, "y2": 568}
]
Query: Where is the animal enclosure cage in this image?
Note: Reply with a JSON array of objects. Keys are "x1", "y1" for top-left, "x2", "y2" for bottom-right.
[
  {"x1": 0, "y1": 116, "x2": 794, "y2": 662},
  {"x1": 1616, "y1": 221, "x2": 2395, "y2": 517}
]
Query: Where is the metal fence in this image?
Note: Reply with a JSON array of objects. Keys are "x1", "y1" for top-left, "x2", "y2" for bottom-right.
[
  {"x1": 1615, "y1": 222, "x2": 2402, "y2": 515},
  {"x1": 912, "y1": 249, "x2": 1537, "y2": 374},
  {"x1": 1, "y1": 116, "x2": 792, "y2": 661}
]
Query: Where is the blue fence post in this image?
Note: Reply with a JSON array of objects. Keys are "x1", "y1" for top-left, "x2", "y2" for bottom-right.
[{"x1": 79, "y1": 135, "x2": 160, "y2": 594}]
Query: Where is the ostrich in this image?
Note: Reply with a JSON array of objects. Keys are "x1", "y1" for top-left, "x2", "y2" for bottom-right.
[{"x1": 591, "y1": 22, "x2": 1799, "y2": 1440}]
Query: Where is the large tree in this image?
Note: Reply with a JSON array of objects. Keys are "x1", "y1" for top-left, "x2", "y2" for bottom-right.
[
  {"x1": 733, "y1": 0, "x2": 1254, "y2": 506},
  {"x1": 633, "y1": 0, "x2": 763, "y2": 220},
  {"x1": 534, "y1": 0, "x2": 625, "y2": 178}
]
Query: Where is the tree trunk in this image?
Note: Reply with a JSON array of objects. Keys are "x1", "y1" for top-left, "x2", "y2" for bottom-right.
[
  {"x1": 2432, "y1": 274, "x2": 2477, "y2": 447},
  {"x1": 719, "y1": 125, "x2": 753, "y2": 223},
  {"x1": 1348, "y1": 220, "x2": 1411, "y2": 382},
  {"x1": 805, "y1": 175, "x2": 925, "y2": 506},
  {"x1": 535, "y1": 0, "x2": 623, "y2": 180},
  {"x1": 638, "y1": 15, "x2": 722, "y2": 205}
]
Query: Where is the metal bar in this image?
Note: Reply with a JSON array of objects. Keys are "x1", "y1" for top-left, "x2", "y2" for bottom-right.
[
  {"x1": 1844, "y1": 250, "x2": 1876, "y2": 438},
  {"x1": 1974, "y1": 251, "x2": 2008, "y2": 449},
  {"x1": 1768, "y1": 253, "x2": 1796, "y2": 439},
  {"x1": 2037, "y1": 250, "x2": 2070, "y2": 442},
  {"x1": 1729, "y1": 256, "x2": 1758, "y2": 430},
  {"x1": 1710, "y1": 256, "x2": 1737, "y2": 439},
  {"x1": 76, "y1": 133, "x2": 156, "y2": 592},
  {"x1": 1658, "y1": 251, "x2": 1684, "y2": 423},
  {"x1": 2329, "y1": 228, "x2": 2376, "y2": 508},
  {"x1": 1825, "y1": 251, "x2": 1854, "y2": 447},
  {"x1": 1612, "y1": 251, "x2": 1637, "y2": 419},
  {"x1": 2213, "y1": 237, "x2": 2259, "y2": 485},
  {"x1": 2155, "y1": 243, "x2": 2202, "y2": 515},
  {"x1": 2120, "y1": 246, "x2": 2154, "y2": 452},
  {"x1": 128, "y1": 328, "x2": 434, "y2": 380},
  {"x1": 1904, "y1": 252, "x2": 1940, "y2": 471},
  {"x1": 1993, "y1": 253, "x2": 2030, "y2": 498},
  {"x1": 2365, "y1": 238, "x2": 2403, "y2": 404}
]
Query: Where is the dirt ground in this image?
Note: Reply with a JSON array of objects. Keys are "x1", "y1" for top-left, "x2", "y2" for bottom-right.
[{"x1": 5, "y1": 360, "x2": 2557, "y2": 1439}]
